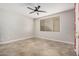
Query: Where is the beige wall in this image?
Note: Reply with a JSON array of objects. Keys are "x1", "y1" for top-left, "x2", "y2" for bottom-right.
[
  {"x1": 34, "y1": 9, "x2": 74, "y2": 44},
  {"x1": 0, "y1": 8, "x2": 34, "y2": 42},
  {"x1": 0, "y1": 8, "x2": 74, "y2": 45}
]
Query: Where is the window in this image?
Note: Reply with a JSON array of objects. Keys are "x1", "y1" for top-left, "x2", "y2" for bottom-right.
[{"x1": 40, "y1": 16, "x2": 60, "y2": 32}]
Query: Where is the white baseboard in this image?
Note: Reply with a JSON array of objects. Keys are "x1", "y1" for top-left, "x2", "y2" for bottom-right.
[
  {"x1": 36, "y1": 36, "x2": 74, "y2": 45},
  {"x1": 0, "y1": 35, "x2": 74, "y2": 45},
  {"x1": 0, "y1": 36, "x2": 34, "y2": 44}
]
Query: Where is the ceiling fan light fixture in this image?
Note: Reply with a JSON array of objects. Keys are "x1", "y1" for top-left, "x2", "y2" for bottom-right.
[{"x1": 27, "y1": 5, "x2": 46, "y2": 15}]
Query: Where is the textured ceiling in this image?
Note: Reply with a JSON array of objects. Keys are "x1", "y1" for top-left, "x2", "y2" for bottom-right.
[{"x1": 0, "y1": 3, "x2": 74, "y2": 18}]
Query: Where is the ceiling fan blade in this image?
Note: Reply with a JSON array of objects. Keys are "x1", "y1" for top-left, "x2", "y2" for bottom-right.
[
  {"x1": 38, "y1": 10, "x2": 46, "y2": 13},
  {"x1": 27, "y1": 7, "x2": 34, "y2": 10},
  {"x1": 29, "y1": 11, "x2": 35, "y2": 14},
  {"x1": 37, "y1": 5, "x2": 40, "y2": 9}
]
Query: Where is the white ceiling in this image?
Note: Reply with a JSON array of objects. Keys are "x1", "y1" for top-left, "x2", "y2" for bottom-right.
[{"x1": 0, "y1": 3, "x2": 74, "y2": 18}]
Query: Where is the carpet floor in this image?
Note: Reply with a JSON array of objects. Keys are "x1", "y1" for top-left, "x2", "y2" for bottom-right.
[{"x1": 0, "y1": 37, "x2": 76, "y2": 56}]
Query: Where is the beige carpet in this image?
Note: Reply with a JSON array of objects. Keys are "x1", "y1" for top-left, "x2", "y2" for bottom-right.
[{"x1": 0, "y1": 37, "x2": 76, "y2": 56}]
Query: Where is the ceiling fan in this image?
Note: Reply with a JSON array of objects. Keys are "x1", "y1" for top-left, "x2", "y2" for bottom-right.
[{"x1": 27, "y1": 5, "x2": 46, "y2": 15}]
